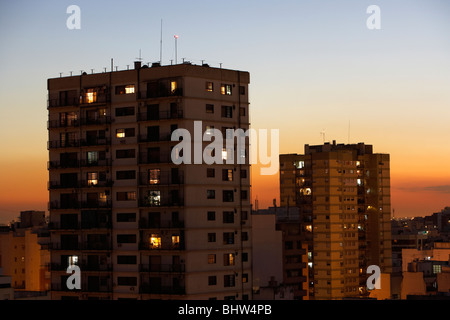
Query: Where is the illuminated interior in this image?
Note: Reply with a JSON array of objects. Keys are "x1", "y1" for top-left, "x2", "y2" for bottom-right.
[
  {"x1": 87, "y1": 172, "x2": 98, "y2": 186},
  {"x1": 125, "y1": 85, "x2": 135, "y2": 94},
  {"x1": 170, "y1": 81, "x2": 177, "y2": 93},
  {"x1": 85, "y1": 89, "x2": 96, "y2": 104},
  {"x1": 149, "y1": 169, "x2": 160, "y2": 184},
  {"x1": 150, "y1": 234, "x2": 161, "y2": 249},
  {"x1": 116, "y1": 129, "x2": 125, "y2": 138}
]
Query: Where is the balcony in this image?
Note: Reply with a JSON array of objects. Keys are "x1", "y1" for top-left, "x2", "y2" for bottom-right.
[
  {"x1": 81, "y1": 137, "x2": 111, "y2": 147},
  {"x1": 139, "y1": 242, "x2": 185, "y2": 251},
  {"x1": 138, "y1": 219, "x2": 184, "y2": 229},
  {"x1": 138, "y1": 196, "x2": 184, "y2": 208},
  {"x1": 47, "y1": 242, "x2": 81, "y2": 251},
  {"x1": 138, "y1": 133, "x2": 173, "y2": 143},
  {"x1": 140, "y1": 87, "x2": 183, "y2": 99},
  {"x1": 48, "y1": 222, "x2": 80, "y2": 230},
  {"x1": 138, "y1": 153, "x2": 173, "y2": 164},
  {"x1": 48, "y1": 180, "x2": 113, "y2": 190},
  {"x1": 139, "y1": 284, "x2": 185, "y2": 295},
  {"x1": 139, "y1": 172, "x2": 184, "y2": 186},
  {"x1": 139, "y1": 264, "x2": 185, "y2": 273},
  {"x1": 80, "y1": 116, "x2": 112, "y2": 126},
  {"x1": 80, "y1": 220, "x2": 112, "y2": 230},
  {"x1": 81, "y1": 242, "x2": 112, "y2": 251},
  {"x1": 137, "y1": 109, "x2": 183, "y2": 121},
  {"x1": 80, "y1": 200, "x2": 112, "y2": 209},
  {"x1": 48, "y1": 140, "x2": 81, "y2": 149},
  {"x1": 79, "y1": 94, "x2": 110, "y2": 106},
  {"x1": 48, "y1": 97, "x2": 79, "y2": 108},
  {"x1": 48, "y1": 160, "x2": 80, "y2": 169},
  {"x1": 49, "y1": 200, "x2": 80, "y2": 210},
  {"x1": 48, "y1": 119, "x2": 80, "y2": 129},
  {"x1": 79, "y1": 159, "x2": 112, "y2": 168}
]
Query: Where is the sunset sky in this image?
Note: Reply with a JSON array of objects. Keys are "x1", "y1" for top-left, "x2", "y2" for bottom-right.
[{"x1": 0, "y1": 0, "x2": 449, "y2": 224}]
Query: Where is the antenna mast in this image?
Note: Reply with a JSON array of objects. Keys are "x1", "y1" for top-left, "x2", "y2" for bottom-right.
[{"x1": 160, "y1": 19, "x2": 163, "y2": 64}]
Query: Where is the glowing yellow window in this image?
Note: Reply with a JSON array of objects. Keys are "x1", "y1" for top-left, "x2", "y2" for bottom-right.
[
  {"x1": 87, "y1": 172, "x2": 98, "y2": 186},
  {"x1": 149, "y1": 169, "x2": 160, "y2": 184},
  {"x1": 116, "y1": 129, "x2": 125, "y2": 138},
  {"x1": 125, "y1": 85, "x2": 135, "y2": 94},
  {"x1": 170, "y1": 81, "x2": 177, "y2": 93},
  {"x1": 150, "y1": 235, "x2": 161, "y2": 249},
  {"x1": 172, "y1": 235, "x2": 180, "y2": 247},
  {"x1": 85, "y1": 89, "x2": 96, "y2": 103}
]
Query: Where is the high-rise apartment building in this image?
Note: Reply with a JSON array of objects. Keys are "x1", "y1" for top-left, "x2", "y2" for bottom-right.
[
  {"x1": 47, "y1": 62, "x2": 252, "y2": 300},
  {"x1": 280, "y1": 141, "x2": 392, "y2": 299}
]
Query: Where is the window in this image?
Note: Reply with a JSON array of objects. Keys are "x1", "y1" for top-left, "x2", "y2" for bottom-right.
[
  {"x1": 170, "y1": 81, "x2": 177, "y2": 94},
  {"x1": 87, "y1": 151, "x2": 98, "y2": 164},
  {"x1": 206, "y1": 82, "x2": 214, "y2": 92},
  {"x1": 115, "y1": 85, "x2": 135, "y2": 95},
  {"x1": 205, "y1": 125, "x2": 214, "y2": 135},
  {"x1": 242, "y1": 211, "x2": 248, "y2": 221},
  {"x1": 116, "y1": 213, "x2": 136, "y2": 222},
  {"x1": 240, "y1": 169, "x2": 247, "y2": 179},
  {"x1": 221, "y1": 106, "x2": 233, "y2": 118},
  {"x1": 239, "y1": 86, "x2": 245, "y2": 95},
  {"x1": 208, "y1": 233, "x2": 216, "y2": 243},
  {"x1": 150, "y1": 234, "x2": 161, "y2": 248},
  {"x1": 223, "y1": 211, "x2": 234, "y2": 224},
  {"x1": 224, "y1": 275, "x2": 235, "y2": 287},
  {"x1": 208, "y1": 276, "x2": 217, "y2": 286},
  {"x1": 116, "y1": 149, "x2": 135, "y2": 159},
  {"x1": 87, "y1": 172, "x2": 98, "y2": 186},
  {"x1": 206, "y1": 104, "x2": 214, "y2": 113},
  {"x1": 145, "y1": 190, "x2": 161, "y2": 206},
  {"x1": 241, "y1": 232, "x2": 248, "y2": 241},
  {"x1": 223, "y1": 190, "x2": 234, "y2": 202},
  {"x1": 242, "y1": 252, "x2": 248, "y2": 262},
  {"x1": 224, "y1": 253, "x2": 235, "y2": 266},
  {"x1": 433, "y1": 265, "x2": 442, "y2": 274},
  {"x1": 207, "y1": 168, "x2": 215, "y2": 178},
  {"x1": 208, "y1": 254, "x2": 216, "y2": 264},
  {"x1": 117, "y1": 192, "x2": 136, "y2": 201},
  {"x1": 85, "y1": 88, "x2": 97, "y2": 103},
  {"x1": 222, "y1": 169, "x2": 233, "y2": 181},
  {"x1": 115, "y1": 106, "x2": 135, "y2": 117},
  {"x1": 242, "y1": 273, "x2": 248, "y2": 283},
  {"x1": 116, "y1": 170, "x2": 136, "y2": 180},
  {"x1": 117, "y1": 277, "x2": 137, "y2": 286},
  {"x1": 207, "y1": 211, "x2": 216, "y2": 221},
  {"x1": 172, "y1": 235, "x2": 180, "y2": 248},
  {"x1": 117, "y1": 234, "x2": 137, "y2": 243},
  {"x1": 116, "y1": 128, "x2": 135, "y2": 138},
  {"x1": 240, "y1": 107, "x2": 246, "y2": 116},
  {"x1": 149, "y1": 169, "x2": 160, "y2": 184},
  {"x1": 207, "y1": 190, "x2": 215, "y2": 199},
  {"x1": 223, "y1": 232, "x2": 234, "y2": 245},
  {"x1": 221, "y1": 84, "x2": 232, "y2": 95},
  {"x1": 285, "y1": 241, "x2": 293, "y2": 250},
  {"x1": 117, "y1": 256, "x2": 137, "y2": 264},
  {"x1": 241, "y1": 190, "x2": 248, "y2": 200}
]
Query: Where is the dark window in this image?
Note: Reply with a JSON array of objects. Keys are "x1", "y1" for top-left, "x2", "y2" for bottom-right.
[
  {"x1": 117, "y1": 256, "x2": 137, "y2": 264},
  {"x1": 115, "y1": 107, "x2": 135, "y2": 117},
  {"x1": 116, "y1": 170, "x2": 136, "y2": 180},
  {"x1": 207, "y1": 190, "x2": 215, "y2": 199},
  {"x1": 207, "y1": 211, "x2": 216, "y2": 221},
  {"x1": 223, "y1": 190, "x2": 234, "y2": 202},
  {"x1": 208, "y1": 276, "x2": 217, "y2": 286},
  {"x1": 241, "y1": 232, "x2": 248, "y2": 241},
  {"x1": 241, "y1": 190, "x2": 248, "y2": 200},
  {"x1": 223, "y1": 232, "x2": 234, "y2": 245},
  {"x1": 206, "y1": 104, "x2": 214, "y2": 113},
  {"x1": 207, "y1": 168, "x2": 215, "y2": 178},
  {"x1": 240, "y1": 169, "x2": 247, "y2": 179},
  {"x1": 117, "y1": 192, "x2": 136, "y2": 201},
  {"x1": 117, "y1": 277, "x2": 137, "y2": 286},
  {"x1": 240, "y1": 107, "x2": 246, "y2": 116},
  {"x1": 116, "y1": 213, "x2": 136, "y2": 222},
  {"x1": 223, "y1": 211, "x2": 234, "y2": 224},
  {"x1": 221, "y1": 106, "x2": 233, "y2": 118},
  {"x1": 222, "y1": 169, "x2": 233, "y2": 181},
  {"x1": 208, "y1": 233, "x2": 216, "y2": 243},
  {"x1": 224, "y1": 275, "x2": 235, "y2": 287},
  {"x1": 285, "y1": 241, "x2": 293, "y2": 250},
  {"x1": 206, "y1": 82, "x2": 214, "y2": 92},
  {"x1": 116, "y1": 149, "x2": 135, "y2": 159},
  {"x1": 239, "y1": 86, "x2": 245, "y2": 95},
  {"x1": 117, "y1": 234, "x2": 136, "y2": 243},
  {"x1": 242, "y1": 252, "x2": 248, "y2": 262}
]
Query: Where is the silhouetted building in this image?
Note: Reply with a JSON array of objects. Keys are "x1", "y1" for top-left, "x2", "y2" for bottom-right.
[
  {"x1": 279, "y1": 142, "x2": 392, "y2": 299},
  {"x1": 47, "y1": 62, "x2": 252, "y2": 299}
]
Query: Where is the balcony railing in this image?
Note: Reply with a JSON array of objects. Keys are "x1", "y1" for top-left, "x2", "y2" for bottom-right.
[
  {"x1": 51, "y1": 282, "x2": 113, "y2": 293},
  {"x1": 48, "y1": 97, "x2": 79, "y2": 108},
  {"x1": 79, "y1": 94, "x2": 110, "y2": 105},
  {"x1": 139, "y1": 284, "x2": 185, "y2": 295},
  {"x1": 138, "y1": 219, "x2": 184, "y2": 229},
  {"x1": 48, "y1": 140, "x2": 81, "y2": 149},
  {"x1": 139, "y1": 264, "x2": 185, "y2": 273},
  {"x1": 48, "y1": 160, "x2": 80, "y2": 169},
  {"x1": 138, "y1": 196, "x2": 184, "y2": 208},
  {"x1": 48, "y1": 180, "x2": 113, "y2": 190},
  {"x1": 80, "y1": 200, "x2": 112, "y2": 209},
  {"x1": 139, "y1": 242, "x2": 185, "y2": 251},
  {"x1": 81, "y1": 137, "x2": 111, "y2": 147},
  {"x1": 138, "y1": 153, "x2": 173, "y2": 164},
  {"x1": 80, "y1": 116, "x2": 112, "y2": 126},
  {"x1": 138, "y1": 172, "x2": 184, "y2": 186},
  {"x1": 48, "y1": 119, "x2": 80, "y2": 129},
  {"x1": 137, "y1": 109, "x2": 183, "y2": 121},
  {"x1": 49, "y1": 200, "x2": 112, "y2": 210},
  {"x1": 140, "y1": 87, "x2": 183, "y2": 99},
  {"x1": 138, "y1": 133, "x2": 173, "y2": 143},
  {"x1": 48, "y1": 222, "x2": 80, "y2": 230}
]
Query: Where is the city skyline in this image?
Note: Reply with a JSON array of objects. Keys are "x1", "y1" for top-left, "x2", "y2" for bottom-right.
[{"x1": 1, "y1": 0, "x2": 450, "y2": 223}]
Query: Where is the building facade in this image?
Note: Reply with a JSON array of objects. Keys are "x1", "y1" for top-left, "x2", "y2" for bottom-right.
[
  {"x1": 279, "y1": 141, "x2": 392, "y2": 299},
  {"x1": 47, "y1": 62, "x2": 252, "y2": 299}
]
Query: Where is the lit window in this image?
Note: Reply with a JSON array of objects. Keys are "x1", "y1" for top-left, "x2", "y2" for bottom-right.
[
  {"x1": 125, "y1": 85, "x2": 135, "y2": 94},
  {"x1": 433, "y1": 265, "x2": 442, "y2": 274},
  {"x1": 150, "y1": 234, "x2": 161, "y2": 249},
  {"x1": 221, "y1": 84, "x2": 232, "y2": 95},
  {"x1": 99, "y1": 192, "x2": 107, "y2": 204},
  {"x1": 87, "y1": 172, "x2": 98, "y2": 186},
  {"x1": 170, "y1": 81, "x2": 177, "y2": 94},
  {"x1": 205, "y1": 125, "x2": 214, "y2": 135},
  {"x1": 172, "y1": 235, "x2": 180, "y2": 248},
  {"x1": 300, "y1": 188, "x2": 311, "y2": 196},
  {"x1": 306, "y1": 225, "x2": 312, "y2": 232},
  {"x1": 85, "y1": 89, "x2": 96, "y2": 104},
  {"x1": 68, "y1": 255, "x2": 78, "y2": 266},
  {"x1": 87, "y1": 151, "x2": 98, "y2": 164},
  {"x1": 294, "y1": 161, "x2": 305, "y2": 169},
  {"x1": 116, "y1": 129, "x2": 125, "y2": 138},
  {"x1": 206, "y1": 82, "x2": 213, "y2": 92},
  {"x1": 149, "y1": 169, "x2": 160, "y2": 184},
  {"x1": 224, "y1": 253, "x2": 235, "y2": 266},
  {"x1": 208, "y1": 254, "x2": 216, "y2": 264},
  {"x1": 147, "y1": 191, "x2": 161, "y2": 206}
]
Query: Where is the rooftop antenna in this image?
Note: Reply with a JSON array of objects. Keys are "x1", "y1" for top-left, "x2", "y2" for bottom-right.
[
  {"x1": 320, "y1": 129, "x2": 326, "y2": 143},
  {"x1": 136, "y1": 49, "x2": 143, "y2": 62},
  {"x1": 174, "y1": 35, "x2": 179, "y2": 64},
  {"x1": 160, "y1": 19, "x2": 163, "y2": 64}
]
